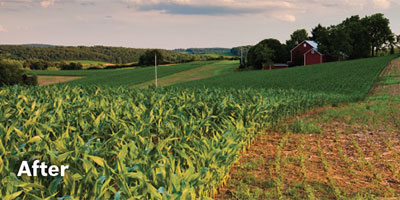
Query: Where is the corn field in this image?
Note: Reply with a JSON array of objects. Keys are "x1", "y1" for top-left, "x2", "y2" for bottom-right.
[{"x1": 0, "y1": 85, "x2": 350, "y2": 199}]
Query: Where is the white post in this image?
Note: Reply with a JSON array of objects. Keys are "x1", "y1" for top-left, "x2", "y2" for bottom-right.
[{"x1": 155, "y1": 54, "x2": 158, "y2": 88}]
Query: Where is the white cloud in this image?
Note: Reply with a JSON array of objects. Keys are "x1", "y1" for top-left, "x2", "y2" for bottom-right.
[
  {"x1": 372, "y1": 0, "x2": 391, "y2": 9},
  {"x1": 274, "y1": 14, "x2": 296, "y2": 22},
  {"x1": 40, "y1": 0, "x2": 55, "y2": 8},
  {"x1": 0, "y1": 25, "x2": 6, "y2": 32}
]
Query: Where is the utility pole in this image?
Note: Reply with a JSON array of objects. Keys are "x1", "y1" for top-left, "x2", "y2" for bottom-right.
[{"x1": 155, "y1": 54, "x2": 158, "y2": 88}]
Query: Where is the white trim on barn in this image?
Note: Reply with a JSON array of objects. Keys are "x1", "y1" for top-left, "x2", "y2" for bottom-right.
[{"x1": 289, "y1": 40, "x2": 319, "y2": 64}]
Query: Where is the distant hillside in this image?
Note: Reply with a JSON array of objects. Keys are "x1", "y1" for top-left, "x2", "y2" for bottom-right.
[
  {"x1": 173, "y1": 48, "x2": 234, "y2": 56},
  {"x1": 230, "y1": 45, "x2": 253, "y2": 56},
  {"x1": 0, "y1": 45, "x2": 214, "y2": 64},
  {"x1": 22, "y1": 44, "x2": 57, "y2": 48}
]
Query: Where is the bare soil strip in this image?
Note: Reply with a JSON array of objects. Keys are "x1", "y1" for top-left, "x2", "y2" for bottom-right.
[
  {"x1": 37, "y1": 75, "x2": 82, "y2": 86},
  {"x1": 369, "y1": 58, "x2": 400, "y2": 96},
  {"x1": 133, "y1": 62, "x2": 232, "y2": 88},
  {"x1": 216, "y1": 58, "x2": 400, "y2": 199}
]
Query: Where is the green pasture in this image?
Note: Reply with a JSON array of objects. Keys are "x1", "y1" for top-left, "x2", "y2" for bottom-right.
[
  {"x1": 174, "y1": 56, "x2": 397, "y2": 100},
  {"x1": 27, "y1": 61, "x2": 218, "y2": 87}
]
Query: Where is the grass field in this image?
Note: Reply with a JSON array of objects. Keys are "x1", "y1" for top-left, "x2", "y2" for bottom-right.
[
  {"x1": 1, "y1": 56, "x2": 397, "y2": 199},
  {"x1": 134, "y1": 60, "x2": 237, "y2": 88},
  {"x1": 27, "y1": 61, "x2": 218, "y2": 87},
  {"x1": 174, "y1": 56, "x2": 397, "y2": 100},
  {"x1": 65, "y1": 60, "x2": 111, "y2": 65}
]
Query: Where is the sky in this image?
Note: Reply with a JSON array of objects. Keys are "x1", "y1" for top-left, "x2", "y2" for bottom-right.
[{"x1": 0, "y1": 0, "x2": 399, "y2": 49}]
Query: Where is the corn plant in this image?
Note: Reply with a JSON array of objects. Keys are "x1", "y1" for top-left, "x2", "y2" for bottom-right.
[{"x1": 0, "y1": 84, "x2": 368, "y2": 199}]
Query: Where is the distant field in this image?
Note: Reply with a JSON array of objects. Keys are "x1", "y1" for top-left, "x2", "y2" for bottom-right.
[
  {"x1": 174, "y1": 56, "x2": 397, "y2": 100},
  {"x1": 27, "y1": 61, "x2": 218, "y2": 86},
  {"x1": 134, "y1": 60, "x2": 238, "y2": 88},
  {"x1": 204, "y1": 52, "x2": 235, "y2": 57},
  {"x1": 65, "y1": 60, "x2": 111, "y2": 65}
]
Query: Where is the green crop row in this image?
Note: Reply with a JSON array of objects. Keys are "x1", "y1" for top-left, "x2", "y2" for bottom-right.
[
  {"x1": 26, "y1": 61, "x2": 218, "y2": 87},
  {"x1": 0, "y1": 85, "x2": 348, "y2": 199},
  {"x1": 174, "y1": 56, "x2": 396, "y2": 100}
]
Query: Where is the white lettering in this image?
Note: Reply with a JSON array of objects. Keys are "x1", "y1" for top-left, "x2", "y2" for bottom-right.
[
  {"x1": 61, "y1": 165, "x2": 69, "y2": 177},
  {"x1": 32, "y1": 160, "x2": 40, "y2": 177},
  {"x1": 16, "y1": 160, "x2": 69, "y2": 177},
  {"x1": 40, "y1": 162, "x2": 48, "y2": 176},
  {"x1": 48, "y1": 165, "x2": 59, "y2": 176},
  {"x1": 17, "y1": 161, "x2": 32, "y2": 177}
]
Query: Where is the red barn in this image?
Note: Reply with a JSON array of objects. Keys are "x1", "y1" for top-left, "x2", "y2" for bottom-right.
[{"x1": 288, "y1": 40, "x2": 323, "y2": 66}]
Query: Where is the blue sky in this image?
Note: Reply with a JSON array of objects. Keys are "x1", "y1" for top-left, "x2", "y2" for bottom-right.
[{"x1": 0, "y1": 0, "x2": 399, "y2": 49}]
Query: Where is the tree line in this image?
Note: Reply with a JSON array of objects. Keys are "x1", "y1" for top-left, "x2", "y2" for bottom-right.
[
  {"x1": 0, "y1": 45, "x2": 223, "y2": 65},
  {"x1": 243, "y1": 13, "x2": 400, "y2": 70},
  {"x1": 172, "y1": 48, "x2": 232, "y2": 55}
]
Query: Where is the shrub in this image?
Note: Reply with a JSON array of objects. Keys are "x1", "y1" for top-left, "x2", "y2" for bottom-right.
[
  {"x1": 139, "y1": 50, "x2": 164, "y2": 66},
  {"x1": 23, "y1": 74, "x2": 38, "y2": 85},
  {"x1": 60, "y1": 62, "x2": 83, "y2": 70},
  {"x1": 0, "y1": 60, "x2": 37, "y2": 86},
  {"x1": 25, "y1": 60, "x2": 53, "y2": 70}
]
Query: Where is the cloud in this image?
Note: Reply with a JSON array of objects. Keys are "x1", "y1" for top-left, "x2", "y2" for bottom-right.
[
  {"x1": 40, "y1": 0, "x2": 54, "y2": 8},
  {"x1": 135, "y1": 3, "x2": 263, "y2": 15},
  {"x1": 274, "y1": 14, "x2": 296, "y2": 22},
  {"x1": 0, "y1": 25, "x2": 6, "y2": 32},
  {"x1": 124, "y1": 0, "x2": 294, "y2": 16},
  {"x1": 123, "y1": 0, "x2": 298, "y2": 22},
  {"x1": 372, "y1": 0, "x2": 391, "y2": 9}
]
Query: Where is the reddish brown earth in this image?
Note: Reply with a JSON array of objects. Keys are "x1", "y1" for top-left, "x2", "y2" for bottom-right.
[
  {"x1": 216, "y1": 58, "x2": 400, "y2": 199},
  {"x1": 37, "y1": 75, "x2": 82, "y2": 86}
]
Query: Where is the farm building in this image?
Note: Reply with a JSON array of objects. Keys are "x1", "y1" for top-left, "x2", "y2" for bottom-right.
[{"x1": 288, "y1": 40, "x2": 323, "y2": 66}]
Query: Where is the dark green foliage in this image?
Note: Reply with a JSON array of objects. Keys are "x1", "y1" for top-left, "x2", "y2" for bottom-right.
[
  {"x1": 312, "y1": 14, "x2": 394, "y2": 59},
  {"x1": 365, "y1": 13, "x2": 393, "y2": 56},
  {"x1": 286, "y1": 29, "x2": 310, "y2": 49},
  {"x1": 0, "y1": 60, "x2": 37, "y2": 86},
  {"x1": 60, "y1": 62, "x2": 83, "y2": 70},
  {"x1": 315, "y1": 25, "x2": 352, "y2": 60},
  {"x1": 22, "y1": 74, "x2": 38, "y2": 85},
  {"x1": 340, "y1": 16, "x2": 371, "y2": 59},
  {"x1": 247, "y1": 42, "x2": 274, "y2": 69},
  {"x1": 258, "y1": 39, "x2": 289, "y2": 64},
  {"x1": 173, "y1": 48, "x2": 233, "y2": 55},
  {"x1": 25, "y1": 60, "x2": 54, "y2": 70},
  {"x1": 0, "y1": 45, "x2": 211, "y2": 64},
  {"x1": 139, "y1": 50, "x2": 164, "y2": 66}
]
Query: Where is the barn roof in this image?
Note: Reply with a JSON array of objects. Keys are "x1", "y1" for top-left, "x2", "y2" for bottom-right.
[
  {"x1": 290, "y1": 40, "x2": 319, "y2": 53},
  {"x1": 305, "y1": 40, "x2": 318, "y2": 49}
]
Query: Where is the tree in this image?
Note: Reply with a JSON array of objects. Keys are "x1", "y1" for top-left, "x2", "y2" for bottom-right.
[
  {"x1": 286, "y1": 29, "x2": 309, "y2": 49},
  {"x1": 339, "y1": 15, "x2": 371, "y2": 59},
  {"x1": 247, "y1": 42, "x2": 274, "y2": 70},
  {"x1": 60, "y1": 62, "x2": 83, "y2": 70},
  {"x1": 256, "y1": 39, "x2": 289, "y2": 63},
  {"x1": 139, "y1": 50, "x2": 164, "y2": 66},
  {"x1": 396, "y1": 35, "x2": 400, "y2": 51},
  {"x1": 0, "y1": 60, "x2": 37, "y2": 86},
  {"x1": 363, "y1": 13, "x2": 392, "y2": 56},
  {"x1": 311, "y1": 24, "x2": 352, "y2": 60}
]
